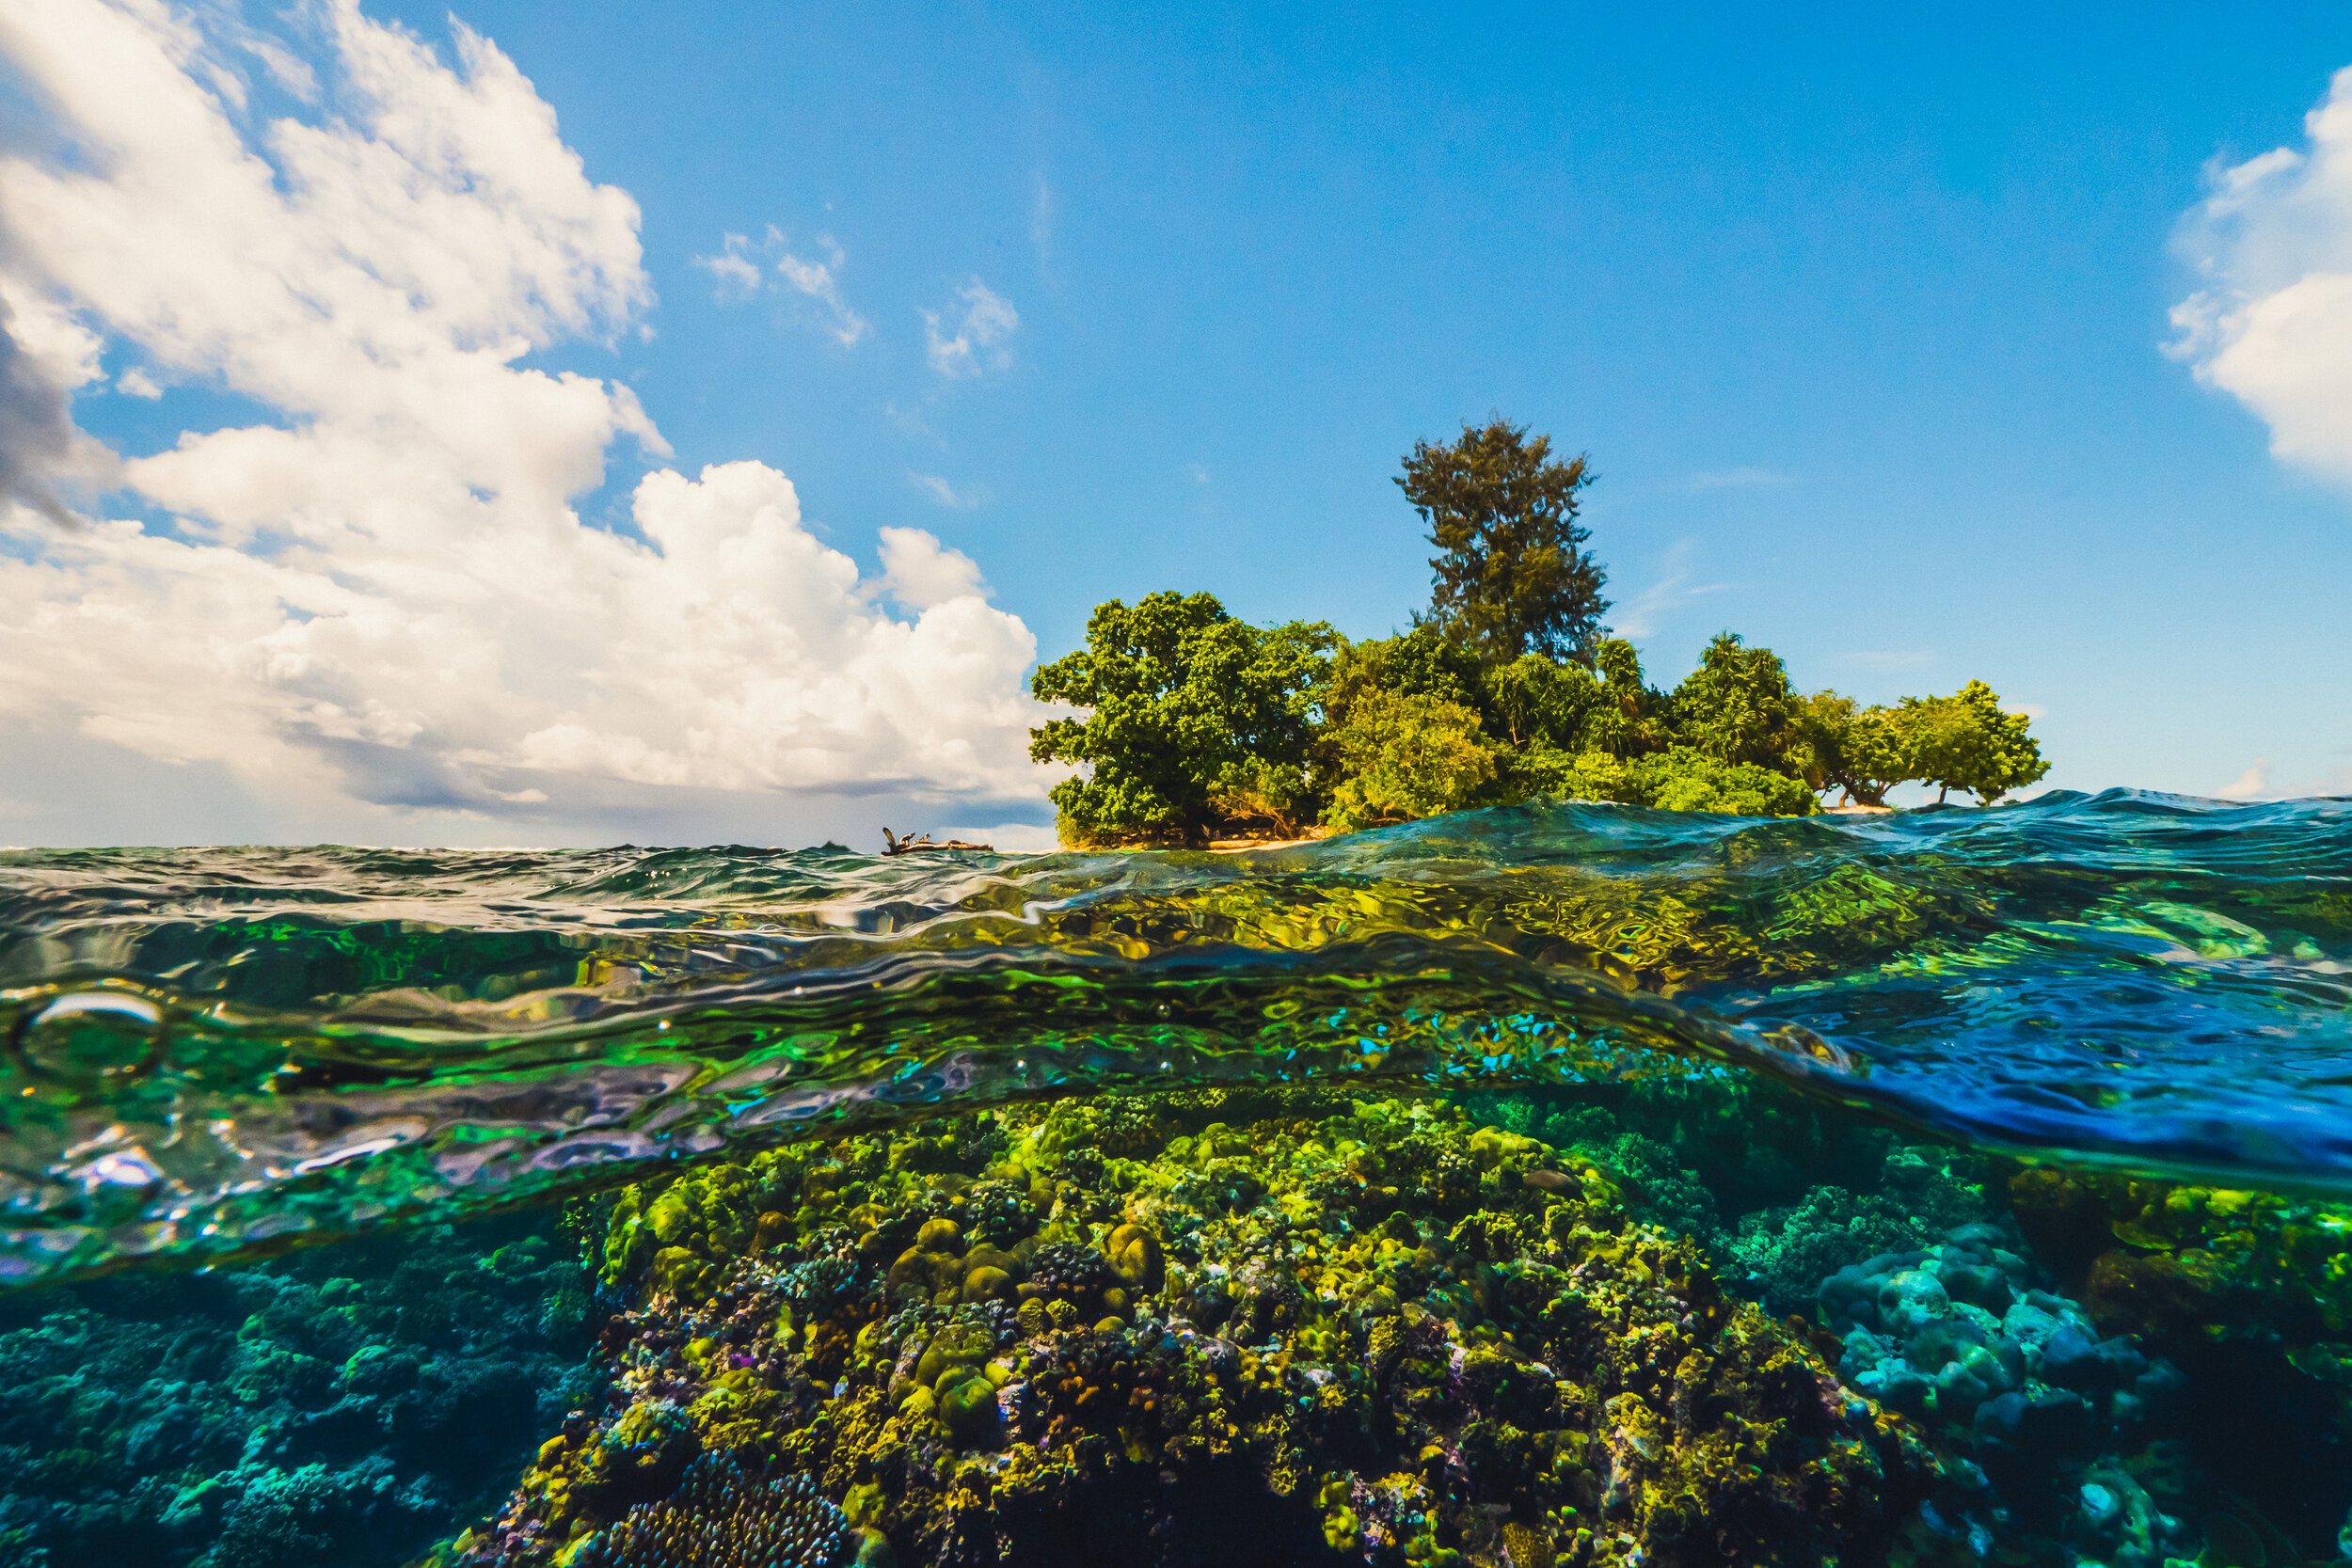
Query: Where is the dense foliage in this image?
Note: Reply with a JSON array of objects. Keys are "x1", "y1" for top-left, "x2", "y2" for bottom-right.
[
  {"x1": 1399, "y1": 418, "x2": 1609, "y2": 665},
  {"x1": 1031, "y1": 429, "x2": 2047, "y2": 844},
  {"x1": 1028, "y1": 593, "x2": 1337, "y2": 844}
]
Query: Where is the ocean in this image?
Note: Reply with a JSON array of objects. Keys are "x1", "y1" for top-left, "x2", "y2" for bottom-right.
[{"x1": 2, "y1": 789, "x2": 2346, "y2": 1566}]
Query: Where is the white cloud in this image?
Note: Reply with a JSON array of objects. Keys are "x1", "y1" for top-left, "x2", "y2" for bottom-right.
[
  {"x1": 2210, "y1": 757, "x2": 2352, "y2": 800},
  {"x1": 935, "y1": 819, "x2": 1060, "y2": 854},
  {"x1": 0, "y1": 299, "x2": 112, "y2": 521},
  {"x1": 776, "y1": 237, "x2": 868, "y2": 346},
  {"x1": 692, "y1": 231, "x2": 765, "y2": 301},
  {"x1": 876, "y1": 525, "x2": 987, "y2": 609},
  {"x1": 694, "y1": 227, "x2": 867, "y2": 344},
  {"x1": 2216, "y1": 758, "x2": 2271, "y2": 800},
  {"x1": 909, "y1": 471, "x2": 978, "y2": 510},
  {"x1": 1609, "y1": 542, "x2": 1728, "y2": 639},
  {"x1": 1688, "y1": 466, "x2": 1793, "y2": 489},
  {"x1": 0, "y1": 0, "x2": 1050, "y2": 824},
  {"x1": 2004, "y1": 702, "x2": 2048, "y2": 720},
  {"x1": 115, "y1": 366, "x2": 164, "y2": 399},
  {"x1": 924, "y1": 277, "x2": 1018, "y2": 378},
  {"x1": 2169, "y1": 66, "x2": 2352, "y2": 483}
]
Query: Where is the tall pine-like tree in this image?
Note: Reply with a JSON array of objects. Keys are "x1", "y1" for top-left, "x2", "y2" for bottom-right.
[{"x1": 1397, "y1": 418, "x2": 1610, "y2": 666}]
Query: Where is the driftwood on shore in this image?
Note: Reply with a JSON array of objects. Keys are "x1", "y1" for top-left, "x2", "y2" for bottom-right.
[{"x1": 880, "y1": 827, "x2": 994, "y2": 856}]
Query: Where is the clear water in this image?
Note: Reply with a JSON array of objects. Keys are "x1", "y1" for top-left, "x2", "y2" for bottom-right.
[
  {"x1": 2, "y1": 789, "x2": 2348, "y2": 1566},
  {"x1": 6, "y1": 789, "x2": 2349, "y2": 1288}
]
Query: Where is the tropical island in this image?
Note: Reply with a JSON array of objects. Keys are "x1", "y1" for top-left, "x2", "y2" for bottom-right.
[{"x1": 1028, "y1": 420, "x2": 2049, "y2": 847}]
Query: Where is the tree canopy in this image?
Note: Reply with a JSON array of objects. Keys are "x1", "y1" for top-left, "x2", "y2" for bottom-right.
[
  {"x1": 1027, "y1": 422, "x2": 2051, "y2": 844},
  {"x1": 1899, "y1": 679, "x2": 2051, "y2": 804},
  {"x1": 1028, "y1": 592, "x2": 1336, "y2": 844},
  {"x1": 1398, "y1": 419, "x2": 1609, "y2": 666}
]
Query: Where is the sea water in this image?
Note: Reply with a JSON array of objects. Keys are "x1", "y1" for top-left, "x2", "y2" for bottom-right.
[{"x1": 1, "y1": 790, "x2": 2346, "y2": 1566}]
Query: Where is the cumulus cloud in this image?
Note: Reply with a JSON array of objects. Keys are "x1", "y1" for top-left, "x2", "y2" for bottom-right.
[
  {"x1": 924, "y1": 277, "x2": 1018, "y2": 378},
  {"x1": 2211, "y1": 757, "x2": 2352, "y2": 801},
  {"x1": 0, "y1": 301, "x2": 100, "y2": 523},
  {"x1": 876, "y1": 525, "x2": 987, "y2": 609},
  {"x1": 2216, "y1": 759, "x2": 2271, "y2": 800},
  {"x1": 2170, "y1": 67, "x2": 2352, "y2": 483},
  {"x1": 0, "y1": 0, "x2": 1049, "y2": 825}
]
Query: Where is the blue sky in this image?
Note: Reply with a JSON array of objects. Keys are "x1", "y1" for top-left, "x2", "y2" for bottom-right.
[{"x1": 4, "y1": 0, "x2": 2351, "y2": 845}]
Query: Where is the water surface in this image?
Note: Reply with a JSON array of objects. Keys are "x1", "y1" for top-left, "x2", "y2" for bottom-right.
[{"x1": 4, "y1": 788, "x2": 2348, "y2": 1289}]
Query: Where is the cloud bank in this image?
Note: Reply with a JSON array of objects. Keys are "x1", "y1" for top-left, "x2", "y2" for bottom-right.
[
  {"x1": 0, "y1": 0, "x2": 1047, "y2": 835},
  {"x1": 2171, "y1": 66, "x2": 2352, "y2": 483}
]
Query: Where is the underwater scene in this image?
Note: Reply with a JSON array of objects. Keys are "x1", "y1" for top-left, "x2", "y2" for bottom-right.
[{"x1": 4, "y1": 789, "x2": 2351, "y2": 1568}]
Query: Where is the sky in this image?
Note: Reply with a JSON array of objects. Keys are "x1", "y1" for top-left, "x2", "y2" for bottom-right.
[{"x1": 3, "y1": 0, "x2": 2352, "y2": 849}]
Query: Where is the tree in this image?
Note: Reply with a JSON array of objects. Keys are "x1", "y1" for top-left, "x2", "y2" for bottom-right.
[
  {"x1": 1518, "y1": 743, "x2": 1815, "y2": 816},
  {"x1": 1581, "y1": 638, "x2": 1672, "y2": 759},
  {"x1": 1788, "y1": 692, "x2": 1915, "y2": 807},
  {"x1": 1397, "y1": 419, "x2": 1610, "y2": 665},
  {"x1": 1029, "y1": 593, "x2": 1337, "y2": 844},
  {"x1": 1482, "y1": 653, "x2": 1609, "y2": 749},
  {"x1": 1324, "y1": 689, "x2": 1497, "y2": 830},
  {"x1": 1899, "y1": 680, "x2": 2049, "y2": 805},
  {"x1": 1635, "y1": 747, "x2": 1818, "y2": 816},
  {"x1": 1322, "y1": 626, "x2": 1488, "y2": 730},
  {"x1": 1671, "y1": 632, "x2": 1799, "y2": 769}
]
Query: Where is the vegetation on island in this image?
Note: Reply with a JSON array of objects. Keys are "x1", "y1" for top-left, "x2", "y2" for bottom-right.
[{"x1": 1031, "y1": 419, "x2": 2049, "y2": 846}]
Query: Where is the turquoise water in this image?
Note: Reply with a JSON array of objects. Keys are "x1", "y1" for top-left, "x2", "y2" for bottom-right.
[
  {"x1": 4, "y1": 789, "x2": 2348, "y2": 1289},
  {"x1": 2, "y1": 790, "x2": 2350, "y2": 1567}
]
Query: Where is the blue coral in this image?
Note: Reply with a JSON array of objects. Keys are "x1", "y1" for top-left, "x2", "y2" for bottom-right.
[{"x1": 1820, "y1": 1222, "x2": 2183, "y2": 1449}]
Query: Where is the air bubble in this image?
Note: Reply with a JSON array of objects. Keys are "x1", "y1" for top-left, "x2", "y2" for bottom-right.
[{"x1": 9, "y1": 990, "x2": 169, "y2": 1084}]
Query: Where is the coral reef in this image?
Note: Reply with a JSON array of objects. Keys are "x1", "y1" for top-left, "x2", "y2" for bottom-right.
[
  {"x1": 1455, "y1": 1079, "x2": 1995, "y2": 1315},
  {"x1": 571, "y1": 1453, "x2": 851, "y2": 1568},
  {"x1": 2006, "y1": 1165, "x2": 2352, "y2": 1558},
  {"x1": 1819, "y1": 1224, "x2": 2191, "y2": 1565},
  {"x1": 443, "y1": 1091, "x2": 2062, "y2": 1568},
  {"x1": 0, "y1": 1211, "x2": 596, "y2": 1568}
]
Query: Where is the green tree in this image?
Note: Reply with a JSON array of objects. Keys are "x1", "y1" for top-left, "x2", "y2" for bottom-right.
[
  {"x1": 1397, "y1": 419, "x2": 1610, "y2": 665},
  {"x1": 1789, "y1": 692, "x2": 1915, "y2": 807},
  {"x1": 1899, "y1": 679, "x2": 2049, "y2": 805},
  {"x1": 1634, "y1": 747, "x2": 1818, "y2": 816},
  {"x1": 1581, "y1": 638, "x2": 1672, "y2": 759},
  {"x1": 1482, "y1": 653, "x2": 1609, "y2": 749},
  {"x1": 1324, "y1": 689, "x2": 1498, "y2": 830},
  {"x1": 1029, "y1": 593, "x2": 1337, "y2": 844},
  {"x1": 1322, "y1": 626, "x2": 1488, "y2": 729},
  {"x1": 1670, "y1": 632, "x2": 1799, "y2": 769},
  {"x1": 1519, "y1": 743, "x2": 1815, "y2": 816}
]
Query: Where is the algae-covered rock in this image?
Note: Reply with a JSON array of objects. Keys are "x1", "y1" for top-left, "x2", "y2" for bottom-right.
[{"x1": 445, "y1": 1096, "x2": 1977, "y2": 1568}]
